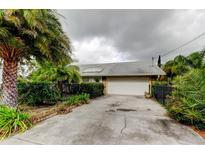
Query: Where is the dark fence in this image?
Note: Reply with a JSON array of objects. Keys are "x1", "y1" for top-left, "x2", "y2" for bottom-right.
[
  {"x1": 60, "y1": 82, "x2": 80, "y2": 94},
  {"x1": 152, "y1": 85, "x2": 173, "y2": 104}
]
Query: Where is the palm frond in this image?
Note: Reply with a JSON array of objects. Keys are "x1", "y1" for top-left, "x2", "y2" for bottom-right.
[
  {"x1": 4, "y1": 10, "x2": 21, "y2": 28},
  {"x1": 0, "y1": 9, "x2": 72, "y2": 65},
  {"x1": 0, "y1": 27, "x2": 10, "y2": 38},
  {"x1": 21, "y1": 28, "x2": 38, "y2": 38}
]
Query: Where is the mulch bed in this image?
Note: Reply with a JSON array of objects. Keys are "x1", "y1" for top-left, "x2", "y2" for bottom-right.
[{"x1": 19, "y1": 101, "x2": 90, "y2": 124}]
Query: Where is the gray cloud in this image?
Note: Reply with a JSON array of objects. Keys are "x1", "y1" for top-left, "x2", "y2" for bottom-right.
[{"x1": 58, "y1": 9, "x2": 205, "y2": 63}]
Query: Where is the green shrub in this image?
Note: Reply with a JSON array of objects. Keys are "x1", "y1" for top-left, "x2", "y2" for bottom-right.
[
  {"x1": 65, "y1": 93, "x2": 90, "y2": 106},
  {"x1": 0, "y1": 105, "x2": 32, "y2": 139},
  {"x1": 18, "y1": 81, "x2": 61, "y2": 106},
  {"x1": 65, "y1": 96, "x2": 80, "y2": 106},
  {"x1": 77, "y1": 93, "x2": 90, "y2": 102},
  {"x1": 152, "y1": 81, "x2": 170, "y2": 86},
  {"x1": 80, "y1": 83, "x2": 104, "y2": 98},
  {"x1": 167, "y1": 69, "x2": 205, "y2": 129}
]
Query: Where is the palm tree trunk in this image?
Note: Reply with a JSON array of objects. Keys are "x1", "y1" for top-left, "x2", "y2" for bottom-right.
[{"x1": 2, "y1": 60, "x2": 18, "y2": 107}]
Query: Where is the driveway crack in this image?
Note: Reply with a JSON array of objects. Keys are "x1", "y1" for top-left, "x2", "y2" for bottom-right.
[
  {"x1": 120, "y1": 113, "x2": 127, "y2": 134},
  {"x1": 116, "y1": 113, "x2": 127, "y2": 144}
]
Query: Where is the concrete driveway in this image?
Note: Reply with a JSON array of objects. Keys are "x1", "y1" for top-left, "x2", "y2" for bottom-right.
[{"x1": 1, "y1": 95, "x2": 205, "y2": 145}]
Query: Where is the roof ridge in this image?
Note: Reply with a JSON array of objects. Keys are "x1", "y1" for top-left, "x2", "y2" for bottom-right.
[{"x1": 78, "y1": 60, "x2": 152, "y2": 66}]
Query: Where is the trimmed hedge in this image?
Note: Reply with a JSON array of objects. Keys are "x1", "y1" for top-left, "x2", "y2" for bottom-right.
[
  {"x1": 62, "y1": 82, "x2": 104, "y2": 99},
  {"x1": 18, "y1": 81, "x2": 104, "y2": 106},
  {"x1": 80, "y1": 83, "x2": 104, "y2": 98},
  {"x1": 18, "y1": 82, "x2": 61, "y2": 106}
]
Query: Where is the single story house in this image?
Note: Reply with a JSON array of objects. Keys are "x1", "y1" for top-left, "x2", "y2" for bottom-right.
[{"x1": 79, "y1": 61, "x2": 166, "y2": 96}]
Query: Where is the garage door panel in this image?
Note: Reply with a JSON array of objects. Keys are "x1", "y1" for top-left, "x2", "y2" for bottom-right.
[{"x1": 107, "y1": 78, "x2": 149, "y2": 95}]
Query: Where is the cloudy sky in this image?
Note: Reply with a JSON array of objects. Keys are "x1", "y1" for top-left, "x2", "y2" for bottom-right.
[{"x1": 58, "y1": 10, "x2": 205, "y2": 64}]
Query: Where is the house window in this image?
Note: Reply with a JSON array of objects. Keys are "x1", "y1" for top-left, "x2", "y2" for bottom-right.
[
  {"x1": 83, "y1": 77, "x2": 102, "y2": 82},
  {"x1": 94, "y1": 77, "x2": 101, "y2": 82},
  {"x1": 83, "y1": 77, "x2": 90, "y2": 82}
]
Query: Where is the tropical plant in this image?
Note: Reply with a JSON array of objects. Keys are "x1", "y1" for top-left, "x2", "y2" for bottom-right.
[
  {"x1": 167, "y1": 69, "x2": 205, "y2": 129},
  {"x1": 0, "y1": 10, "x2": 72, "y2": 107},
  {"x1": 29, "y1": 61, "x2": 82, "y2": 84},
  {"x1": 0, "y1": 105, "x2": 32, "y2": 139}
]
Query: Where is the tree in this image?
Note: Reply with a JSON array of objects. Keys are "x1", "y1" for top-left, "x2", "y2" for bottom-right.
[
  {"x1": 163, "y1": 51, "x2": 205, "y2": 79},
  {"x1": 187, "y1": 52, "x2": 204, "y2": 69},
  {"x1": 0, "y1": 10, "x2": 72, "y2": 107}
]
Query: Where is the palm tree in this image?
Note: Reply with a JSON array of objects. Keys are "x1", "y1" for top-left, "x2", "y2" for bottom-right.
[{"x1": 0, "y1": 10, "x2": 72, "y2": 107}]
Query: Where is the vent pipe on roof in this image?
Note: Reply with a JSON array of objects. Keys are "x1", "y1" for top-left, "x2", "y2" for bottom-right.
[
  {"x1": 157, "y1": 55, "x2": 161, "y2": 68},
  {"x1": 152, "y1": 57, "x2": 154, "y2": 67}
]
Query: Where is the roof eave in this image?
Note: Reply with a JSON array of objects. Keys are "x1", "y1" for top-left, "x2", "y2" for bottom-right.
[{"x1": 81, "y1": 73, "x2": 166, "y2": 77}]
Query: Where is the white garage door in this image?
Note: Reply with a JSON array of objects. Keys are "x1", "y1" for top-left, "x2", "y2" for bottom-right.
[{"x1": 107, "y1": 77, "x2": 149, "y2": 95}]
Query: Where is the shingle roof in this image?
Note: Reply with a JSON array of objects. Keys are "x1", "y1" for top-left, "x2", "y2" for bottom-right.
[{"x1": 78, "y1": 61, "x2": 166, "y2": 77}]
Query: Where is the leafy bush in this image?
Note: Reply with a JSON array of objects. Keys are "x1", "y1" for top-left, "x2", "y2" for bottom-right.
[
  {"x1": 77, "y1": 93, "x2": 90, "y2": 102},
  {"x1": 0, "y1": 105, "x2": 32, "y2": 139},
  {"x1": 65, "y1": 93, "x2": 90, "y2": 106},
  {"x1": 18, "y1": 81, "x2": 61, "y2": 106},
  {"x1": 80, "y1": 83, "x2": 104, "y2": 98},
  {"x1": 167, "y1": 69, "x2": 205, "y2": 129}
]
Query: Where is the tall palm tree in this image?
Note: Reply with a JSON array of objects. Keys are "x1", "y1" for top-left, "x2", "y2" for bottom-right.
[{"x1": 0, "y1": 9, "x2": 72, "y2": 107}]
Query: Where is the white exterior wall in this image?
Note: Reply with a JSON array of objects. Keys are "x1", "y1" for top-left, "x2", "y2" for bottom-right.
[{"x1": 107, "y1": 77, "x2": 149, "y2": 96}]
